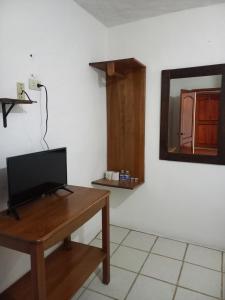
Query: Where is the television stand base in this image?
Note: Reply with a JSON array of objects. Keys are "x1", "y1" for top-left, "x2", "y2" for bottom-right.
[
  {"x1": 7, "y1": 186, "x2": 73, "y2": 221},
  {"x1": 48, "y1": 185, "x2": 74, "y2": 195},
  {"x1": 7, "y1": 207, "x2": 20, "y2": 221},
  {"x1": 60, "y1": 185, "x2": 74, "y2": 194}
]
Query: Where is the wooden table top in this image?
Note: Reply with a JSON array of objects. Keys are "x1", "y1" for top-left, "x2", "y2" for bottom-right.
[{"x1": 0, "y1": 186, "x2": 110, "y2": 244}]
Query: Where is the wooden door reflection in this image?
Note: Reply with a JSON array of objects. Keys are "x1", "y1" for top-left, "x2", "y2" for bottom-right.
[
  {"x1": 180, "y1": 91, "x2": 195, "y2": 154},
  {"x1": 179, "y1": 89, "x2": 220, "y2": 156}
]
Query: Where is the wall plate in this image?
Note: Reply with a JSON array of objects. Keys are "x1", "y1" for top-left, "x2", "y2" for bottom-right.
[
  {"x1": 29, "y1": 78, "x2": 41, "y2": 91},
  {"x1": 17, "y1": 82, "x2": 25, "y2": 100}
]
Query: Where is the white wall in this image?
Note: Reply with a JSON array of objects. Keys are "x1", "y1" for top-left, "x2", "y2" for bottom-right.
[
  {"x1": 108, "y1": 4, "x2": 225, "y2": 250},
  {"x1": 1, "y1": 0, "x2": 225, "y2": 293},
  {"x1": 0, "y1": 0, "x2": 107, "y2": 292}
]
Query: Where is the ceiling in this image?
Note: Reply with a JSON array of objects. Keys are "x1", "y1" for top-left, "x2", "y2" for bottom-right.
[{"x1": 74, "y1": 0, "x2": 225, "y2": 27}]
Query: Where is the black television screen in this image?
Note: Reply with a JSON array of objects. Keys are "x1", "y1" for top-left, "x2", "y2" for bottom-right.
[{"x1": 7, "y1": 148, "x2": 67, "y2": 208}]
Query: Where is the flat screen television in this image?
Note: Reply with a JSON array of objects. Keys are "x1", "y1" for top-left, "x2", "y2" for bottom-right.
[{"x1": 7, "y1": 148, "x2": 69, "y2": 216}]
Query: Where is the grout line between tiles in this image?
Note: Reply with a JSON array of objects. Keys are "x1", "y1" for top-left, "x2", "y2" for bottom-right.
[
  {"x1": 115, "y1": 243, "x2": 149, "y2": 253},
  {"x1": 221, "y1": 251, "x2": 223, "y2": 300},
  {"x1": 123, "y1": 236, "x2": 159, "y2": 300},
  {"x1": 80, "y1": 229, "x2": 132, "y2": 300},
  {"x1": 135, "y1": 272, "x2": 177, "y2": 286},
  {"x1": 110, "y1": 224, "x2": 224, "y2": 253},
  {"x1": 172, "y1": 243, "x2": 189, "y2": 300},
  {"x1": 85, "y1": 287, "x2": 118, "y2": 300},
  {"x1": 76, "y1": 228, "x2": 128, "y2": 300},
  {"x1": 120, "y1": 229, "x2": 132, "y2": 244},
  {"x1": 75, "y1": 287, "x2": 86, "y2": 300},
  {"x1": 95, "y1": 236, "x2": 222, "y2": 273},
  {"x1": 109, "y1": 264, "x2": 141, "y2": 275},
  {"x1": 184, "y1": 261, "x2": 221, "y2": 273},
  {"x1": 88, "y1": 264, "x2": 221, "y2": 300},
  {"x1": 187, "y1": 242, "x2": 223, "y2": 253},
  {"x1": 139, "y1": 273, "x2": 220, "y2": 300},
  {"x1": 110, "y1": 243, "x2": 120, "y2": 257},
  {"x1": 78, "y1": 225, "x2": 223, "y2": 300},
  {"x1": 179, "y1": 286, "x2": 220, "y2": 300},
  {"x1": 177, "y1": 284, "x2": 221, "y2": 300},
  {"x1": 96, "y1": 236, "x2": 151, "y2": 253},
  {"x1": 107, "y1": 224, "x2": 223, "y2": 272}
]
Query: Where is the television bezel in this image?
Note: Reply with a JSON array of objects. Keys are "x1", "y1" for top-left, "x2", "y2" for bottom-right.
[{"x1": 6, "y1": 147, "x2": 67, "y2": 210}]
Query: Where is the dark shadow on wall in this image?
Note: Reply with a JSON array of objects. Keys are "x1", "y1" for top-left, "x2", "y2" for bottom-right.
[
  {"x1": 0, "y1": 105, "x2": 26, "y2": 127},
  {"x1": 168, "y1": 96, "x2": 180, "y2": 151},
  {"x1": 0, "y1": 104, "x2": 26, "y2": 115},
  {"x1": 0, "y1": 247, "x2": 30, "y2": 293},
  {"x1": 0, "y1": 168, "x2": 8, "y2": 211},
  {"x1": 90, "y1": 68, "x2": 106, "y2": 88}
]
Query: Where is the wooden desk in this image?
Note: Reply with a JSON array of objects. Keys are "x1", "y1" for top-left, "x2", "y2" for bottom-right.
[{"x1": 0, "y1": 186, "x2": 110, "y2": 300}]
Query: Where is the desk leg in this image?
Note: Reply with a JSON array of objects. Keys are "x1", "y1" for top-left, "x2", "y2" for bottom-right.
[
  {"x1": 31, "y1": 243, "x2": 46, "y2": 300},
  {"x1": 102, "y1": 196, "x2": 110, "y2": 284},
  {"x1": 63, "y1": 235, "x2": 72, "y2": 249}
]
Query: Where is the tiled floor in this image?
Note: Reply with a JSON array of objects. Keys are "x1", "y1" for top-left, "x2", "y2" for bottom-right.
[{"x1": 72, "y1": 225, "x2": 224, "y2": 300}]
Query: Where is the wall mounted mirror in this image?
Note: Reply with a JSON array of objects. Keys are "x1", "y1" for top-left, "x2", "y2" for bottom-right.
[{"x1": 160, "y1": 64, "x2": 225, "y2": 164}]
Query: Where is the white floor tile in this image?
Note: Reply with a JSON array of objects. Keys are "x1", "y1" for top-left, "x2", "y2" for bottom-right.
[
  {"x1": 83, "y1": 268, "x2": 100, "y2": 288},
  {"x1": 141, "y1": 253, "x2": 182, "y2": 284},
  {"x1": 89, "y1": 266, "x2": 136, "y2": 300},
  {"x1": 111, "y1": 245, "x2": 148, "y2": 272},
  {"x1": 71, "y1": 288, "x2": 85, "y2": 300},
  {"x1": 179, "y1": 263, "x2": 221, "y2": 298},
  {"x1": 175, "y1": 287, "x2": 217, "y2": 300},
  {"x1": 185, "y1": 245, "x2": 222, "y2": 271},
  {"x1": 127, "y1": 275, "x2": 175, "y2": 300},
  {"x1": 122, "y1": 230, "x2": 156, "y2": 251},
  {"x1": 90, "y1": 239, "x2": 119, "y2": 256},
  {"x1": 87, "y1": 226, "x2": 223, "y2": 300},
  {"x1": 97, "y1": 225, "x2": 130, "y2": 244},
  {"x1": 152, "y1": 237, "x2": 187, "y2": 260},
  {"x1": 79, "y1": 290, "x2": 113, "y2": 300}
]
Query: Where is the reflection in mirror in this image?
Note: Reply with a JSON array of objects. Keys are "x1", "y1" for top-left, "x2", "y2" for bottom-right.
[{"x1": 168, "y1": 75, "x2": 222, "y2": 156}]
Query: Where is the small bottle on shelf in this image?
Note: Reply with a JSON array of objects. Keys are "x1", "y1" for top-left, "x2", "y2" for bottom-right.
[
  {"x1": 119, "y1": 170, "x2": 125, "y2": 181},
  {"x1": 125, "y1": 170, "x2": 130, "y2": 181}
]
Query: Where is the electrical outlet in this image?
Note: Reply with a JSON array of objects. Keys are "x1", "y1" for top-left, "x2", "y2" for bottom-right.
[
  {"x1": 17, "y1": 82, "x2": 25, "y2": 100},
  {"x1": 29, "y1": 78, "x2": 41, "y2": 91}
]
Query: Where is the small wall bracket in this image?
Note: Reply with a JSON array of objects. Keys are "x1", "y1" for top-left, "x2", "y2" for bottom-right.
[
  {"x1": 2, "y1": 103, "x2": 16, "y2": 128},
  {"x1": 0, "y1": 98, "x2": 36, "y2": 128}
]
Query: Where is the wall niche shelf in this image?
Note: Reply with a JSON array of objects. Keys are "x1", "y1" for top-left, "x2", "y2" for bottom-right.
[
  {"x1": 0, "y1": 98, "x2": 36, "y2": 128},
  {"x1": 90, "y1": 58, "x2": 146, "y2": 190},
  {"x1": 92, "y1": 179, "x2": 144, "y2": 190}
]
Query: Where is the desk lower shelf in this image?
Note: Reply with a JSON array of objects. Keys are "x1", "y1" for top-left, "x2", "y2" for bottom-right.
[{"x1": 1, "y1": 242, "x2": 106, "y2": 300}]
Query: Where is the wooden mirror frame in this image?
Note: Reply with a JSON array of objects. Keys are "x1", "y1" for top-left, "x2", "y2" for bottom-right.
[{"x1": 160, "y1": 64, "x2": 225, "y2": 164}]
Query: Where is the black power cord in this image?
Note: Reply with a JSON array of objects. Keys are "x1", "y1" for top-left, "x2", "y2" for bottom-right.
[
  {"x1": 37, "y1": 83, "x2": 49, "y2": 150},
  {"x1": 21, "y1": 90, "x2": 33, "y2": 103}
]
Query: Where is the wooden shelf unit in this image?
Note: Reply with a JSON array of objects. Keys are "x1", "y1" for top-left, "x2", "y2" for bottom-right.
[
  {"x1": 90, "y1": 58, "x2": 146, "y2": 189},
  {"x1": 0, "y1": 98, "x2": 36, "y2": 128},
  {"x1": 92, "y1": 179, "x2": 143, "y2": 190},
  {"x1": 0, "y1": 186, "x2": 110, "y2": 300}
]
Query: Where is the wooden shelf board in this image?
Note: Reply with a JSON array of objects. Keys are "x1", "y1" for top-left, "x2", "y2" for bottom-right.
[
  {"x1": 0, "y1": 98, "x2": 36, "y2": 104},
  {"x1": 92, "y1": 178, "x2": 143, "y2": 190},
  {"x1": 1, "y1": 242, "x2": 106, "y2": 300},
  {"x1": 89, "y1": 58, "x2": 145, "y2": 74}
]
